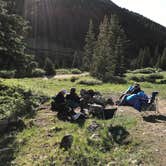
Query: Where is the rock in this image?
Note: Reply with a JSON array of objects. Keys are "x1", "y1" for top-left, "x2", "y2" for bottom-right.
[
  {"x1": 60, "y1": 135, "x2": 73, "y2": 150},
  {"x1": 88, "y1": 121, "x2": 101, "y2": 132}
]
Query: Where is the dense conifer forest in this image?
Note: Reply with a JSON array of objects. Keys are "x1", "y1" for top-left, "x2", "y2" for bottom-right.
[{"x1": 0, "y1": 0, "x2": 166, "y2": 77}]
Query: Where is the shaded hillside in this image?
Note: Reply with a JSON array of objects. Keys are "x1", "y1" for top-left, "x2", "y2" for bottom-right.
[{"x1": 12, "y1": 0, "x2": 166, "y2": 67}]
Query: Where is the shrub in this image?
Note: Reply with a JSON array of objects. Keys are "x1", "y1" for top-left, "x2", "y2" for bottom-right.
[
  {"x1": 77, "y1": 78, "x2": 102, "y2": 85},
  {"x1": 158, "y1": 79, "x2": 166, "y2": 84},
  {"x1": 146, "y1": 73, "x2": 164, "y2": 80},
  {"x1": 129, "y1": 75, "x2": 145, "y2": 82},
  {"x1": 56, "y1": 69, "x2": 71, "y2": 75},
  {"x1": 71, "y1": 68, "x2": 82, "y2": 74},
  {"x1": 70, "y1": 76, "x2": 79, "y2": 82},
  {"x1": 109, "y1": 76, "x2": 127, "y2": 84},
  {"x1": 132, "y1": 68, "x2": 158, "y2": 74},
  {"x1": 31, "y1": 68, "x2": 46, "y2": 77},
  {"x1": 0, "y1": 83, "x2": 48, "y2": 120},
  {"x1": 44, "y1": 58, "x2": 56, "y2": 76},
  {"x1": 0, "y1": 70, "x2": 16, "y2": 78}
]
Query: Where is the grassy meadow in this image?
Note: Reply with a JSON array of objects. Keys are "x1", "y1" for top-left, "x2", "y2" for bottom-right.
[{"x1": 0, "y1": 69, "x2": 166, "y2": 165}]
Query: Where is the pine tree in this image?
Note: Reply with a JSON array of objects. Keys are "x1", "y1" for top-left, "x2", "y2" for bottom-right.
[
  {"x1": 155, "y1": 55, "x2": 161, "y2": 69},
  {"x1": 0, "y1": 0, "x2": 36, "y2": 77},
  {"x1": 90, "y1": 14, "x2": 127, "y2": 81},
  {"x1": 160, "y1": 47, "x2": 166, "y2": 70},
  {"x1": 91, "y1": 15, "x2": 111, "y2": 80},
  {"x1": 44, "y1": 58, "x2": 56, "y2": 76},
  {"x1": 108, "y1": 14, "x2": 127, "y2": 77},
  {"x1": 137, "y1": 48, "x2": 144, "y2": 69},
  {"x1": 82, "y1": 20, "x2": 95, "y2": 71}
]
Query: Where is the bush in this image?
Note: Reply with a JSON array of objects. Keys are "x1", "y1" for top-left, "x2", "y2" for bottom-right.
[
  {"x1": 70, "y1": 76, "x2": 79, "y2": 82},
  {"x1": 146, "y1": 73, "x2": 164, "y2": 80},
  {"x1": 56, "y1": 69, "x2": 71, "y2": 75},
  {"x1": 71, "y1": 68, "x2": 82, "y2": 74},
  {"x1": 77, "y1": 78, "x2": 102, "y2": 85},
  {"x1": 128, "y1": 75, "x2": 145, "y2": 82},
  {"x1": 109, "y1": 76, "x2": 127, "y2": 84},
  {"x1": 158, "y1": 79, "x2": 166, "y2": 84},
  {"x1": 0, "y1": 70, "x2": 16, "y2": 78},
  {"x1": 0, "y1": 83, "x2": 48, "y2": 120},
  {"x1": 31, "y1": 68, "x2": 46, "y2": 77},
  {"x1": 132, "y1": 68, "x2": 158, "y2": 74}
]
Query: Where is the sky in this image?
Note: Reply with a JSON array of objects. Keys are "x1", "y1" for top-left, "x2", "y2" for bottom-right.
[{"x1": 112, "y1": 0, "x2": 166, "y2": 27}]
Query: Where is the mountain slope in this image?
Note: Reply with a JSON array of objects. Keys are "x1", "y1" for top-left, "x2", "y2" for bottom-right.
[{"x1": 13, "y1": 0, "x2": 166, "y2": 67}]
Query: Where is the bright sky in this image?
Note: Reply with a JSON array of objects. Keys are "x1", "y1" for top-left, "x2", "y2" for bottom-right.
[{"x1": 112, "y1": 0, "x2": 166, "y2": 27}]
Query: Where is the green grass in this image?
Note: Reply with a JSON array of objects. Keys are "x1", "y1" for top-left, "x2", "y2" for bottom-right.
[
  {"x1": 2, "y1": 74, "x2": 166, "y2": 98},
  {"x1": 1, "y1": 72, "x2": 166, "y2": 165},
  {"x1": 10, "y1": 112, "x2": 148, "y2": 166}
]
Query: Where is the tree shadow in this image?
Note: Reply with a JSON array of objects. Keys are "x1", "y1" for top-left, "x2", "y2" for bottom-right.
[
  {"x1": 0, "y1": 121, "x2": 25, "y2": 166},
  {"x1": 143, "y1": 115, "x2": 166, "y2": 123},
  {"x1": 108, "y1": 125, "x2": 131, "y2": 145}
]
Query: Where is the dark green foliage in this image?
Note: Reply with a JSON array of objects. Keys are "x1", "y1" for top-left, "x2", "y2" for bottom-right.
[
  {"x1": 82, "y1": 20, "x2": 95, "y2": 71},
  {"x1": 31, "y1": 68, "x2": 46, "y2": 77},
  {"x1": 71, "y1": 68, "x2": 82, "y2": 74},
  {"x1": 104, "y1": 76, "x2": 127, "y2": 84},
  {"x1": 158, "y1": 79, "x2": 166, "y2": 84},
  {"x1": 91, "y1": 16, "x2": 111, "y2": 80},
  {"x1": 77, "y1": 78, "x2": 102, "y2": 85},
  {"x1": 131, "y1": 68, "x2": 160, "y2": 74},
  {"x1": 0, "y1": 82, "x2": 48, "y2": 120},
  {"x1": 160, "y1": 48, "x2": 166, "y2": 70},
  {"x1": 91, "y1": 15, "x2": 127, "y2": 82},
  {"x1": 0, "y1": 0, "x2": 38, "y2": 77},
  {"x1": 128, "y1": 72, "x2": 164, "y2": 83},
  {"x1": 44, "y1": 58, "x2": 56, "y2": 76},
  {"x1": 0, "y1": 70, "x2": 16, "y2": 78},
  {"x1": 70, "y1": 76, "x2": 79, "y2": 82}
]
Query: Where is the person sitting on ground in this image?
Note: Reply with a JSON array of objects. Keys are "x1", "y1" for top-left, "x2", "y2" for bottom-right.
[
  {"x1": 125, "y1": 82, "x2": 141, "y2": 95},
  {"x1": 125, "y1": 90, "x2": 149, "y2": 111},
  {"x1": 52, "y1": 89, "x2": 67, "y2": 112},
  {"x1": 66, "y1": 88, "x2": 80, "y2": 108},
  {"x1": 118, "y1": 82, "x2": 141, "y2": 105}
]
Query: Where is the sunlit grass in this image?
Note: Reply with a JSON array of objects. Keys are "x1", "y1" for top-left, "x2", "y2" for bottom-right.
[{"x1": 2, "y1": 75, "x2": 166, "y2": 98}]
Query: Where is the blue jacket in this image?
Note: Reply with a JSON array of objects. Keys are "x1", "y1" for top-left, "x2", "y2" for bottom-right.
[{"x1": 126, "y1": 91, "x2": 148, "y2": 111}]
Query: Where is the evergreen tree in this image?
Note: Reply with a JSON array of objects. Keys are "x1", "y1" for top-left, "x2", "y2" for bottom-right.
[
  {"x1": 44, "y1": 58, "x2": 56, "y2": 76},
  {"x1": 91, "y1": 15, "x2": 111, "y2": 80},
  {"x1": 82, "y1": 20, "x2": 95, "y2": 71},
  {"x1": 106, "y1": 14, "x2": 127, "y2": 77},
  {"x1": 91, "y1": 14, "x2": 127, "y2": 81},
  {"x1": 137, "y1": 48, "x2": 144, "y2": 68},
  {"x1": 155, "y1": 55, "x2": 161, "y2": 69},
  {"x1": 160, "y1": 47, "x2": 166, "y2": 70},
  {"x1": 0, "y1": 0, "x2": 36, "y2": 77}
]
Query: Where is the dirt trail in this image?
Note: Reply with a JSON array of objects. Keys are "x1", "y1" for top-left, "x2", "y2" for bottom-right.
[
  {"x1": 53, "y1": 73, "x2": 89, "y2": 79},
  {"x1": 118, "y1": 99, "x2": 166, "y2": 165}
]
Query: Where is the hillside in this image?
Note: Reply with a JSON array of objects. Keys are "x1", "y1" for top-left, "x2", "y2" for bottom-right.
[{"x1": 11, "y1": 0, "x2": 166, "y2": 67}]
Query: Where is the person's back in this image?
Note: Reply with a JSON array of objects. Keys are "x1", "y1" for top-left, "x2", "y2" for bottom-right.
[
  {"x1": 53, "y1": 91, "x2": 65, "y2": 104},
  {"x1": 66, "y1": 88, "x2": 80, "y2": 108}
]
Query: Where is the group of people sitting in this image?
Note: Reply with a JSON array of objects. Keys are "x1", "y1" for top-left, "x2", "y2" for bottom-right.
[
  {"x1": 51, "y1": 88, "x2": 97, "y2": 120},
  {"x1": 118, "y1": 83, "x2": 158, "y2": 111},
  {"x1": 51, "y1": 83, "x2": 158, "y2": 121}
]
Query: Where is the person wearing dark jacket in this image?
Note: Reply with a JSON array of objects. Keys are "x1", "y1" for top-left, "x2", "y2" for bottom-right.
[
  {"x1": 66, "y1": 88, "x2": 80, "y2": 108},
  {"x1": 52, "y1": 89, "x2": 67, "y2": 112}
]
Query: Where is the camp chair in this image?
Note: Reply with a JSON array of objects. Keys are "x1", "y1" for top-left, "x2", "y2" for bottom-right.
[{"x1": 141, "y1": 91, "x2": 159, "y2": 113}]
